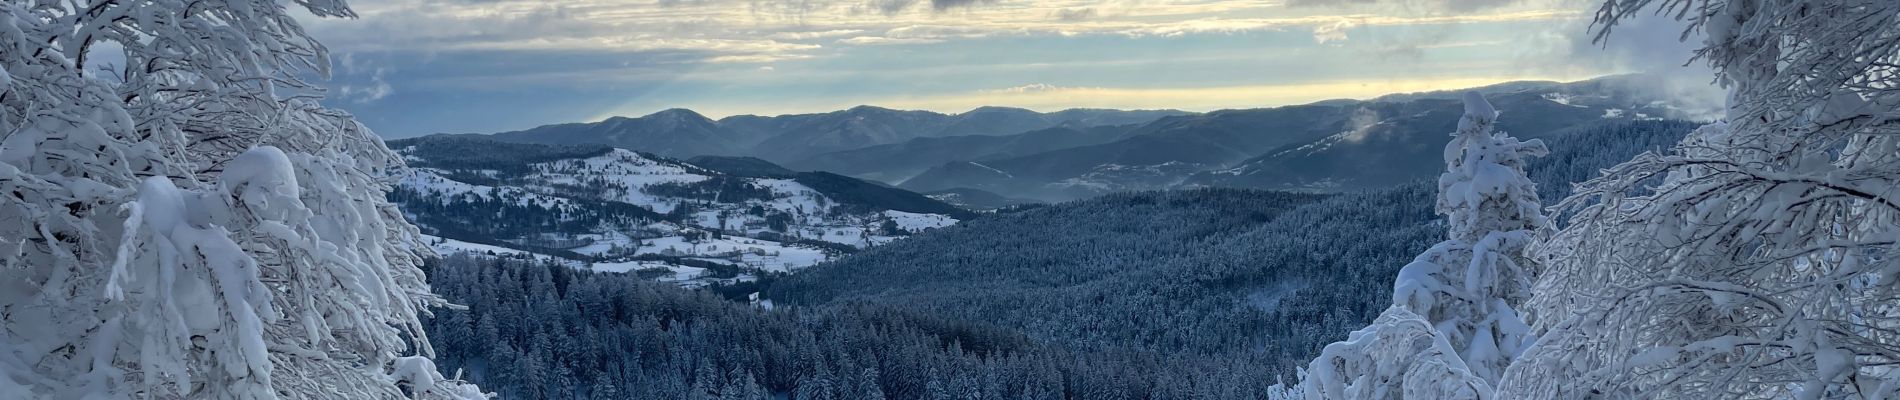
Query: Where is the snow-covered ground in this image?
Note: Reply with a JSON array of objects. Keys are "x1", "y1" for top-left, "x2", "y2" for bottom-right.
[
  {"x1": 884, "y1": 210, "x2": 957, "y2": 231},
  {"x1": 399, "y1": 169, "x2": 572, "y2": 208},
  {"x1": 420, "y1": 234, "x2": 587, "y2": 269},
  {"x1": 800, "y1": 225, "x2": 911, "y2": 248},
  {"x1": 422, "y1": 227, "x2": 833, "y2": 286},
  {"x1": 636, "y1": 235, "x2": 832, "y2": 272},
  {"x1": 586, "y1": 260, "x2": 720, "y2": 286},
  {"x1": 422, "y1": 234, "x2": 533, "y2": 257},
  {"x1": 524, "y1": 149, "x2": 710, "y2": 213},
  {"x1": 395, "y1": 145, "x2": 967, "y2": 287}
]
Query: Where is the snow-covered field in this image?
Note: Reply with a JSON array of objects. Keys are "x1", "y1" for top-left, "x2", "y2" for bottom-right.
[
  {"x1": 636, "y1": 235, "x2": 831, "y2": 272},
  {"x1": 523, "y1": 150, "x2": 708, "y2": 213},
  {"x1": 399, "y1": 169, "x2": 573, "y2": 209},
  {"x1": 420, "y1": 235, "x2": 590, "y2": 270},
  {"x1": 395, "y1": 146, "x2": 965, "y2": 287},
  {"x1": 885, "y1": 210, "x2": 957, "y2": 231},
  {"x1": 590, "y1": 260, "x2": 674, "y2": 273},
  {"x1": 421, "y1": 227, "x2": 835, "y2": 286},
  {"x1": 422, "y1": 234, "x2": 533, "y2": 257}
]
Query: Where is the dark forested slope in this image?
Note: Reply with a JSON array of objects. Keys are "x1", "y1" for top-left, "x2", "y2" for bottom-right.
[
  {"x1": 419, "y1": 119, "x2": 1700, "y2": 398},
  {"x1": 425, "y1": 256, "x2": 1297, "y2": 399},
  {"x1": 768, "y1": 119, "x2": 1699, "y2": 377}
]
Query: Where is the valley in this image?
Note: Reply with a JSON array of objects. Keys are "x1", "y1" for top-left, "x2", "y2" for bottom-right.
[
  {"x1": 385, "y1": 76, "x2": 1710, "y2": 333},
  {"x1": 12, "y1": 0, "x2": 1887, "y2": 397},
  {"x1": 385, "y1": 76, "x2": 1711, "y2": 397}
]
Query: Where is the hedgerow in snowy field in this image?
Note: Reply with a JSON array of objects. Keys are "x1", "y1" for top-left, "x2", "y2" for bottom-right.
[
  {"x1": 0, "y1": 0, "x2": 482, "y2": 398},
  {"x1": 1301, "y1": 92, "x2": 1548, "y2": 398},
  {"x1": 1500, "y1": 0, "x2": 1900, "y2": 398}
]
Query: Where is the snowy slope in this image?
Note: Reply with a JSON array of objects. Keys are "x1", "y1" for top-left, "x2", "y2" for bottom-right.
[
  {"x1": 387, "y1": 139, "x2": 968, "y2": 288},
  {"x1": 398, "y1": 168, "x2": 574, "y2": 209},
  {"x1": 884, "y1": 210, "x2": 958, "y2": 231},
  {"x1": 521, "y1": 149, "x2": 709, "y2": 213}
]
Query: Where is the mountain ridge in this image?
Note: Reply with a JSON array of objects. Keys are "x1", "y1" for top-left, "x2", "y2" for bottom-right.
[
  {"x1": 893, "y1": 74, "x2": 1709, "y2": 201},
  {"x1": 430, "y1": 106, "x2": 1195, "y2": 162},
  {"x1": 419, "y1": 74, "x2": 1713, "y2": 203}
]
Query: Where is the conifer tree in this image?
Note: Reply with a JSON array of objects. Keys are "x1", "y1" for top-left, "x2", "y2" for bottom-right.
[
  {"x1": 1303, "y1": 92, "x2": 1547, "y2": 398},
  {"x1": 0, "y1": 0, "x2": 482, "y2": 397}
]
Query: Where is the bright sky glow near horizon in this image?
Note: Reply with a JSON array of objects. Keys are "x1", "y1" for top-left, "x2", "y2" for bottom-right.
[{"x1": 303, "y1": 0, "x2": 1710, "y2": 138}]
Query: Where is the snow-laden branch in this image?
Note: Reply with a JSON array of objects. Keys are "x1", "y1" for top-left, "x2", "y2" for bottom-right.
[
  {"x1": 1501, "y1": 1, "x2": 1900, "y2": 398},
  {"x1": 0, "y1": 0, "x2": 485, "y2": 398}
]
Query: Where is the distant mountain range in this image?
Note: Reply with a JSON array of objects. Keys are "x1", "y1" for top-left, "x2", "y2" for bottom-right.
[
  {"x1": 451, "y1": 106, "x2": 1191, "y2": 164},
  {"x1": 418, "y1": 74, "x2": 1712, "y2": 202},
  {"x1": 784, "y1": 124, "x2": 1141, "y2": 183}
]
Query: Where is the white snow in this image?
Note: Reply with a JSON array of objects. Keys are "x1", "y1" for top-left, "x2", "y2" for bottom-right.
[
  {"x1": 967, "y1": 161, "x2": 1014, "y2": 178},
  {"x1": 654, "y1": 265, "x2": 708, "y2": 283},
  {"x1": 1539, "y1": 92, "x2": 1591, "y2": 108},
  {"x1": 421, "y1": 235, "x2": 534, "y2": 257},
  {"x1": 590, "y1": 260, "x2": 675, "y2": 273},
  {"x1": 884, "y1": 210, "x2": 958, "y2": 231},
  {"x1": 0, "y1": 3, "x2": 491, "y2": 397},
  {"x1": 631, "y1": 235, "x2": 832, "y2": 272},
  {"x1": 398, "y1": 169, "x2": 572, "y2": 209},
  {"x1": 1541, "y1": 92, "x2": 1573, "y2": 105},
  {"x1": 1306, "y1": 92, "x2": 1546, "y2": 395},
  {"x1": 522, "y1": 149, "x2": 708, "y2": 213},
  {"x1": 392, "y1": 142, "x2": 967, "y2": 290}
]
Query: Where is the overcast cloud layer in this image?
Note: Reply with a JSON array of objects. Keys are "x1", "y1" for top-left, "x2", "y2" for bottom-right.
[{"x1": 301, "y1": 0, "x2": 1715, "y2": 138}]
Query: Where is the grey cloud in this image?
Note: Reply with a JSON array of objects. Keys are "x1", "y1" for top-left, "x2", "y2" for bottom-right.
[
  {"x1": 748, "y1": 0, "x2": 821, "y2": 21},
  {"x1": 859, "y1": 0, "x2": 992, "y2": 14},
  {"x1": 1577, "y1": 12, "x2": 1722, "y2": 116},
  {"x1": 929, "y1": 0, "x2": 995, "y2": 11},
  {"x1": 1366, "y1": 25, "x2": 1453, "y2": 60},
  {"x1": 1512, "y1": 10, "x2": 1723, "y2": 118},
  {"x1": 1286, "y1": 0, "x2": 1525, "y2": 13},
  {"x1": 1053, "y1": 7, "x2": 1098, "y2": 21},
  {"x1": 1285, "y1": 0, "x2": 1377, "y2": 7},
  {"x1": 865, "y1": 0, "x2": 917, "y2": 15}
]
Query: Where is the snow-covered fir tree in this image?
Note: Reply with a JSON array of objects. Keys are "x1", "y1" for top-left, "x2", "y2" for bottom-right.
[
  {"x1": 1499, "y1": 0, "x2": 1900, "y2": 398},
  {"x1": 1301, "y1": 92, "x2": 1548, "y2": 399},
  {"x1": 0, "y1": 0, "x2": 483, "y2": 398}
]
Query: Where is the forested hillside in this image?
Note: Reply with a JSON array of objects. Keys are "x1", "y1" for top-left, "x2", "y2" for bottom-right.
[
  {"x1": 387, "y1": 135, "x2": 969, "y2": 287},
  {"x1": 427, "y1": 74, "x2": 1703, "y2": 204},
  {"x1": 15, "y1": 0, "x2": 1889, "y2": 396},
  {"x1": 1293, "y1": 2, "x2": 1900, "y2": 396},
  {"x1": 425, "y1": 256, "x2": 1298, "y2": 399},
  {"x1": 896, "y1": 75, "x2": 1700, "y2": 201},
  {"x1": 770, "y1": 119, "x2": 1695, "y2": 377},
  {"x1": 467, "y1": 106, "x2": 1188, "y2": 162},
  {"x1": 419, "y1": 119, "x2": 1699, "y2": 398}
]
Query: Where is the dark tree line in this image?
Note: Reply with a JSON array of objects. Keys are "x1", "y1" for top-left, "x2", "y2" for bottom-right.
[
  {"x1": 388, "y1": 135, "x2": 615, "y2": 174},
  {"x1": 424, "y1": 255, "x2": 1293, "y2": 399},
  {"x1": 388, "y1": 186, "x2": 663, "y2": 243},
  {"x1": 646, "y1": 176, "x2": 780, "y2": 203}
]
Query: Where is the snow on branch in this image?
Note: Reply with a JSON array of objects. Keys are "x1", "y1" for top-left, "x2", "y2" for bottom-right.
[
  {"x1": 0, "y1": 0, "x2": 485, "y2": 398},
  {"x1": 1502, "y1": 1, "x2": 1900, "y2": 398}
]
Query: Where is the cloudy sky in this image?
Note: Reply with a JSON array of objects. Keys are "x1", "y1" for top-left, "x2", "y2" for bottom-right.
[{"x1": 301, "y1": 0, "x2": 1708, "y2": 138}]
